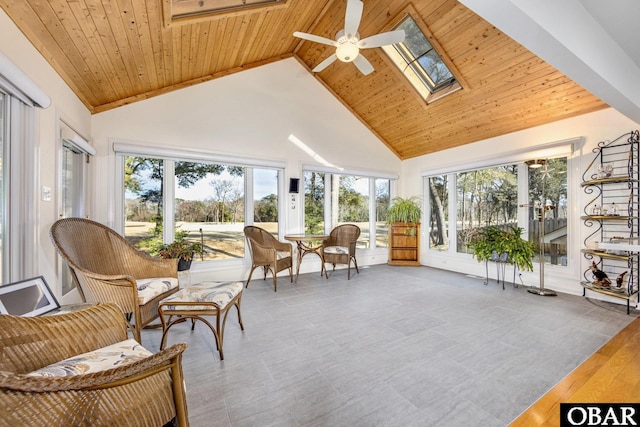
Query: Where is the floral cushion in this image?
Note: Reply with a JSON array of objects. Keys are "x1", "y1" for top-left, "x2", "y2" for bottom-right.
[
  {"x1": 159, "y1": 281, "x2": 243, "y2": 312},
  {"x1": 27, "y1": 339, "x2": 152, "y2": 377},
  {"x1": 323, "y1": 245, "x2": 349, "y2": 255},
  {"x1": 136, "y1": 277, "x2": 179, "y2": 305}
]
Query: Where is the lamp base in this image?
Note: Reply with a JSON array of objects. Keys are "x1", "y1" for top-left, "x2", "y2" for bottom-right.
[{"x1": 527, "y1": 287, "x2": 557, "y2": 296}]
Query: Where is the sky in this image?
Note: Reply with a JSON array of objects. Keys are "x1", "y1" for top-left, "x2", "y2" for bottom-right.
[{"x1": 174, "y1": 169, "x2": 277, "y2": 201}]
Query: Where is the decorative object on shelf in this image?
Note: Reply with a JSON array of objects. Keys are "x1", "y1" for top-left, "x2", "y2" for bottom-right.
[
  {"x1": 158, "y1": 239, "x2": 204, "y2": 271},
  {"x1": 589, "y1": 261, "x2": 611, "y2": 287},
  {"x1": 598, "y1": 163, "x2": 614, "y2": 178},
  {"x1": 616, "y1": 270, "x2": 628, "y2": 288},
  {"x1": 387, "y1": 196, "x2": 422, "y2": 266},
  {"x1": 525, "y1": 159, "x2": 557, "y2": 296},
  {"x1": 581, "y1": 129, "x2": 640, "y2": 314}
]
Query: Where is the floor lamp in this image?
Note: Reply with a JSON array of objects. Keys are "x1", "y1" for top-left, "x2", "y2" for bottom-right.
[{"x1": 526, "y1": 159, "x2": 557, "y2": 296}]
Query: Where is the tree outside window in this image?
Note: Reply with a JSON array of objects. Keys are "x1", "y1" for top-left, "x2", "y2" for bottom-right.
[{"x1": 124, "y1": 157, "x2": 263, "y2": 262}]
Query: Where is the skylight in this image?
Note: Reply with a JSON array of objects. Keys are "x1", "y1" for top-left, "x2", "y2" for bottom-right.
[
  {"x1": 383, "y1": 15, "x2": 462, "y2": 103},
  {"x1": 171, "y1": 0, "x2": 285, "y2": 20}
]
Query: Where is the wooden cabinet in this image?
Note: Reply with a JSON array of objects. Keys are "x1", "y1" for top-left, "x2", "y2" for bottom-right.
[
  {"x1": 388, "y1": 222, "x2": 420, "y2": 266},
  {"x1": 581, "y1": 130, "x2": 639, "y2": 314}
]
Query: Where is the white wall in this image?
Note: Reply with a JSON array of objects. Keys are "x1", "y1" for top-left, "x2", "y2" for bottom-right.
[
  {"x1": 402, "y1": 108, "x2": 640, "y2": 307},
  {"x1": 91, "y1": 57, "x2": 401, "y2": 281},
  {"x1": 0, "y1": 9, "x2": 92, "y2": 302}
]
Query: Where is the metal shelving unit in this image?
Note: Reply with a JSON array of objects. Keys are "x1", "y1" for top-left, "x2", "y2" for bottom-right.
[{"x1": 581, "y1": 130, "x2": 640, "y2": 314}]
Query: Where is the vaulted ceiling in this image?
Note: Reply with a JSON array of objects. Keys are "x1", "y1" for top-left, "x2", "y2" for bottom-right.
[{"x1": 0, "y1": 0, "x2": 610, "y2": 159}]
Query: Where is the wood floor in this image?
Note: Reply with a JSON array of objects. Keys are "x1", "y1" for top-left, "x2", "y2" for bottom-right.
[{"x1": 510, "y1": 316, "x2": 640, "y2": 426}]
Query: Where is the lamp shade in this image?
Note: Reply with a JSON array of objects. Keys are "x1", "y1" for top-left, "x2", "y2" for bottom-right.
[{"x1": 336, "y1": 41, "x2": 359, "y2": 62}]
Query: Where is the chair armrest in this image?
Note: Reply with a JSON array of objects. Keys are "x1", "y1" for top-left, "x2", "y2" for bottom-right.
[
  {"x1": 128, "y1": 255, "x2": 179, "y2": 279},
  {"x1": 0, "y1": 343, "x2": 187, "y2": 392},
  {"x1": 273, "y1": 240, "x2": 292, "y2": 254}
]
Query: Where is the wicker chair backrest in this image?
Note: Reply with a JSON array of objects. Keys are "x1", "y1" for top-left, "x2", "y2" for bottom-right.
[
  {"x1": 50, "y1": 217, "x2": 156, "y2": 277},
  {"x1": 0, "y1": 303, "x2": 127, "y2": 374},
  {"x1": 243, "y1": 225, "x2": 277, "y2": 247},
  {"x1": 327, "y1": 224, "x2": 361, "y2": 249}
]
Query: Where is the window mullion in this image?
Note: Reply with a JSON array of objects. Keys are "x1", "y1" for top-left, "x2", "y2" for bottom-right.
[
  {"x1": 164, "y1": 160, "x2": 175, "y2": 244},
  {"x1": 369, "y1": 178, "x2": 376, "y2": 249}
]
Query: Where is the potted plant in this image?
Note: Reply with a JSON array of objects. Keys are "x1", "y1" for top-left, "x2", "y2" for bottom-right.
[
  {"x1": 158, "y1": 239, "x2": 204, "y2": 271},
  {"x1": 503, "y1": 225, "x2": 536, "y2": 272},
  {"x1": 468, "y1": 225, "x2": 535, "y2": 272},
  {"x1": 386, "y1": 196, "x2": 422, "y2": 266},
  {"x1": 386, "y1": 196, "x2": 422, "y2": 235}
]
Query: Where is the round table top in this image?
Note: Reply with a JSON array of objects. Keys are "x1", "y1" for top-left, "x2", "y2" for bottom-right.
[{"x1": 284, "y1": 234, "x2": 328, "y2": 241}]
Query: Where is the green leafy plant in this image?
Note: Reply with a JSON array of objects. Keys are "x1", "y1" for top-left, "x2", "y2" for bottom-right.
[
  {"x1": 467, "y1": 225, "x2": 506, "y2": 264},
  {"x1": 158, "y1": 239, "x2": 204, "y2": 262},
  {"x1": 468, "y1": 225, "x2": 535, "y2": 271},
  {"x1": 503, "y1": 225, "x2": 536, "y2": 272},
  {"x1": 387, "y1": 196, "x2": 422, "y2": 236},
  {"x1": 387, "y1": 196, "x2": 422, "y2": 224}
]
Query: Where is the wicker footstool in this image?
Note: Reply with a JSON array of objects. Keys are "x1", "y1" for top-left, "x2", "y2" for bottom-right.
[{"x1": 158, "y1": 281, "x2": 244, "y2": 360}]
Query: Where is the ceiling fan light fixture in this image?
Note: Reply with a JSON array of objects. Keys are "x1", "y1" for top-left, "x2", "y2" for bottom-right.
[
  {"x1": 526, "y1": 159, "x2": 546, "y2": 168},
  {"x1": 336, "y1": 40, "x2": 359, "y2": 62}
]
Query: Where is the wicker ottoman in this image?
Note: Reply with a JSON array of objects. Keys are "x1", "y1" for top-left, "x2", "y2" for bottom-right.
[{"x1": 158, "y1": 281, "x2": 244, "y2": 360}]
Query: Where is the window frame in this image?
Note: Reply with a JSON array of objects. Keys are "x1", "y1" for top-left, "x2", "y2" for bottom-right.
[
  {"x1": 425, "y1": 155, "x2": 571, "y2": 270},
  {"x1": 382, "y1": 6, "x2": 466, "y2": 104},
  {"x1": 302, "y1": 167, "x2": 396, "y2": 250},
  {"x1": 114, "y1": 142, "x2": 286, "y2": 268}
]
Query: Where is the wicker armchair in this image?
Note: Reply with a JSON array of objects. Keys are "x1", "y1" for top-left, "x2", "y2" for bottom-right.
[
  {"x1": 0, "y1": 303, "x2": 188, "y2": 426},
  {"x1": 321, "y1": 224, "x2": 361, "y2": 279},
  {"x1": 243, "y1": 226, "x2": 293, "y2": 292},
  {"x1": 50, "y1": 217, "x2": 180, "y2": 343}
]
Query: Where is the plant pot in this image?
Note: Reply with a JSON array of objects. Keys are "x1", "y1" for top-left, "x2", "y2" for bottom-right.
[{"x1": 177, "y1": 258, "x2": 192, "y2": 271}]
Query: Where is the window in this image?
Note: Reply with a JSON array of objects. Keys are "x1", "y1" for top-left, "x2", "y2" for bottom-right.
[
  {"x1": 336, "y1": 175, "x2": 369, "y2": 248},
  {"x1": 456, "y1": 165, "x2": 519, "y2": 253},
  {"x1": 0, "y1": 89, "x2": 39, "y2": 283},
  {"x1": 0, "y1": 55, "x2": 49, "y2": 283},
  {"x1": 304, "y1": 170, "x2": 392, "y2": 249},
  {"x1": 383, "y1": 14, "x2": 462, "y2": 102},
  {"x1": 304, "y1": 171, "x2": 325, "y2": 235},
  {"x1": 428, "y1": 175, "x2": 449, "y2": 251},
  {"x1": 59, "y1": 122, "x2": 93, "y2": 295},
  {"x1": 169, "y1": 0, "x2": 285, "y2": 21},
  {"x1": 528, "y1": 158, "x2": 568, "y2": 266},
  {"x1": 375, "y1": 179, "x2": 390, "y2": 248},
  {"x1": 122, "y1": 153, "x2": 281, "y2": 265},
  {"x1": 428, "y1": 156, "x2": 568, "y2": 267},
  {"x1": 0, "y1": 92, "x2": 5, "y2": 282},
  {"x1": 253, "y1": 168, "x2": 279, "y2": 237}
]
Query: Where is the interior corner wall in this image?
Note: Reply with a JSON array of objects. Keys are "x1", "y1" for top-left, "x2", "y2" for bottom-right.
[
  {"x1": 90, "y1": 57, "x2": 401, "y2": 279},
  {"x1": 0, "y1": 9, "x2": 92, "y2": 303},
  {"x1": 90, "y1": 57, "x2": 400, "y2": 226},
  {"x1": 401, "y1": 108, "x2": 640, "y2": 306}
]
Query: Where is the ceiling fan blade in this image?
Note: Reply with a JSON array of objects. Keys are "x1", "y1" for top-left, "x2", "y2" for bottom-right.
[
  {"x1": 358, "y1": 30, "x2": 406, "y2": 49},
  {"x1": 313, "y1": 54, "x2": 338, "y2": 72},
  {"x1": 293, "y1": 31, "x2": 337, "y2": 47},
  {"x1": 344, "y1": 0, "x2": 364, "y2": 37},
  {"x1": 353, "y1": 54, "x2": 374, "y2": 75}
]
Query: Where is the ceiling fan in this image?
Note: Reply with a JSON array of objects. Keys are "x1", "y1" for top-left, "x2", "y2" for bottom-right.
[{"x1": 293, "y1": 0, "x2": 406, "y2": 76}]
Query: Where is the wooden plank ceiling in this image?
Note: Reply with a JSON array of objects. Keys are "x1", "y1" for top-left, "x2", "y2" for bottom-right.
[{"x1": 0, "y1": 0, "x2": 608, "y2": 159}]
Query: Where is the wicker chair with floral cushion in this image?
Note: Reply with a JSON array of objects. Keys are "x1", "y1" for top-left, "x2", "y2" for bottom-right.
[
  {"x1": 50, "y1": 217, "x2": 180, "y2": 343},
  {"x1": 243, "y1": 226, "x2": 293, "y2": 292},
  {"x1": 321, "y1": 224, "x2": 361, "y2": 280},
  {"x1": 0, "y1": 303, "x2": 188, "y2": 427}
]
